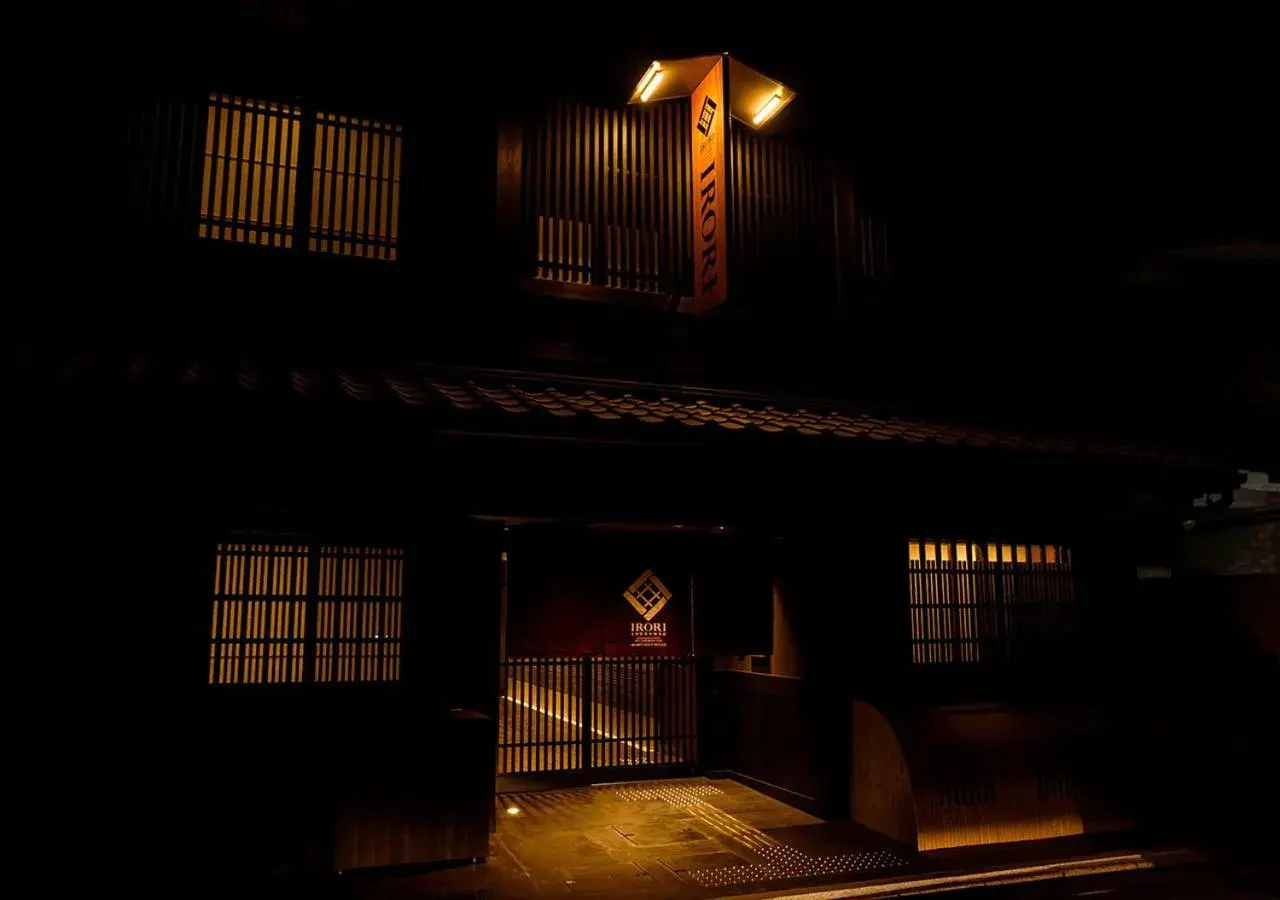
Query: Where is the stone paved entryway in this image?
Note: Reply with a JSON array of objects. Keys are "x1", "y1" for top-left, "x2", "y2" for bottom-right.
[{"x1": 349, "y1": 777, "x2": 910, "y2": 899}]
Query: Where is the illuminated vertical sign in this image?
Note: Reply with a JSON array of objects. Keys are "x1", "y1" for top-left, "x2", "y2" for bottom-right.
[{"x1": 691, "y1": 56, "x2": 728, "y2": 313}]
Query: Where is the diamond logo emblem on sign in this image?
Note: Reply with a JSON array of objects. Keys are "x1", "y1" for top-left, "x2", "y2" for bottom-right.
[
  {"x1": 624, "y1": 569, "x2": 672, "y2": 621},
  {"x1": 696, "y1": 95, "x2": 717, "y2": 136}
]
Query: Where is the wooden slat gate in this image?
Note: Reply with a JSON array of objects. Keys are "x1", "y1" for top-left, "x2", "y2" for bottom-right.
[{"x1": 497, "y1": 656, "x2": 697, "y2": 776}]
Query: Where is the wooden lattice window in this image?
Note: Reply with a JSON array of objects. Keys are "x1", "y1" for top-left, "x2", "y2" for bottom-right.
[
  {"x1": 199, "y1": 95, "x2": 301, "y2": 247},
  {"x1": 908, "y1": 540, "x2": 1076, "y2": 665},
  {"x1": 210, "y1": 543, "x2": 309, "y2": 684},
  {"x1": 315, "y1": 546, "x2": 404, "y2": 683},
  {"x1": 208, "y1": 542, "x2": 403, "y2": 685},
  {"x1": 198, "y1": 95, "x2": 402, "y2": 260},
  {"x1": 308, "y1": 113, "x2": 402, "y2": 260}
]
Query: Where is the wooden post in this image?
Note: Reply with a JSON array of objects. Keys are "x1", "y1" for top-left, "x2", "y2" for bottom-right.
[
  {"x1": 580, "y1": 655, "x2": 594, "y2": 774},
  {"x1": 292, "y1": 101, "x2": 316, "y2": 255},
  {"x1": 496, "y1": 112, "x2": 525, "y2": 280}
]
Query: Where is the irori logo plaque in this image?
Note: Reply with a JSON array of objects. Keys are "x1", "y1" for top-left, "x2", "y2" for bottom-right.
[{"x1": 623, "y1": 569, "x2": 672, "y2": 621}]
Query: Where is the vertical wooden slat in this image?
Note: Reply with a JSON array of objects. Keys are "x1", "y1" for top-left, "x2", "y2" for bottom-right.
[
  {"x1": 617, "y1": 108, "x2": 627, "y2": 289},
  {"x1": 565, "y1": 104, "x2": 576, "y2": 281},
  {"x1": 643, "y1": 106, "x2": 654, "y2": 290},
  {"x1": 580, "y1": 102, "x2": 591, "y2": 281},
  {"x1": 553, "y1": 105, "x2": 563, "y2": 282},
  {"x1": 661, "y1": 103, "x2": 673, "y2": 294},
  {"x1": 539, "y1": 109, "x2": 550, "y2": 279},
  {"x1": 643, "y1": 106, "x2": 652, "y2": 292},
  {"x1": 746, "y1": 132, "x2": 758, "y2": 288},
  {"x1": 549, "y1": 102, "x2": 561, "y2": 281},
  {"x1": 336, "y1": 118, "x2": 351, "y2": 256},
  {"x1": 224, "y1": 101, "x2": 241, "y2": 240},
  {"x1": 639, "y1": 659, "x2": 647, "y2": 766},
  {"x1": 732, "y1": 129, "x2": 743, "y2": 284},
  {"x1": 593, "y1": 109, "x2": 604, "y2": 285},
  {"x1": 617, "y1": 110, "x2": 627, "y2": 290},
  {"x1": 611, "y1": 108, "x2": 621, "y2": 288},
  {"x1": 365, "y1": 126, "x2": 381, "y2": 258},
  {"x1": 379, "y1": 125, "x2": 393, "y2": 258},
  {"x1": 774, "y1": 135, "x2": 785, "y2": 284},
  {"x1": 652, "y1": 106, "x2": 662, "y2": 292},
  {"x1": 621, "y1": 657, "x2": 630, "y2": 762},
  {"x1": 601, "y1": 657, "x2": 610, "y2": 768},
  {"x1": 615, "y1": 658, "x2": 623, "y2": 767},
  {"x1": 646, "y1": 658, "x2": 654, "y2": 766},
  {"x1": 576, "y1": 103, "x2": 586, "y2": 281},
  {"x1": 681, "y1": 657, "x2": 689, "y2": 766},
  {"x1": 636, "y1": 108, "x2": 646, "y2": 290},
  {"x1": 320, "y1": 117, "x2": 335, "y2": 257},
  {"x1": 345, "y1": 119, "x2": 360, "y2": 256},
  {"x1": 516, "y1": 658, "x2": 524, "y2": 772},
  {"x1": 235, "y1": 104, "x2": 253, "y2": 242},
  {"x1": 785, "y1": 141, "x2": 797, "y2": 253},
  {"x1": 763, "y1": 134, "x2": 774, "y2": 275},
  {"x1": 625, "y1": 107, "x2": 634, "y2": 290},
  {"x1": 355, "y1": 121, "x2": 370, "y2": 256},
  {"x1": 531, "y1": 657, "x2": 540, "y2": 773},
  {"x1": 601, "y1": 109, "x2": 612, "y2": 286},
  {"x1": 615, "y1": 111, "x2": 624, "y2": 290},
  {"x1": 273, "y1": 106, "x2": 290, "y2": 246},
  {"x1": 673, "y1": 103, "x2": 684, "y2": 293},
  {"x1": 733, "y1": 131, "x2": 744, "y2": 281},
  {"x1": 592, "y1": 106, "x2": 602, "y2": 284},
  {"x1": 741, "y1": 132, "x2": 752, "y2": 276},
  {"x1": 211, "y1": 100, "x2": 230, "y2": 239},
  {"x1": 245, "y1": 102, "x2": 262, "y2": 243},
  {"x1": 281, "y1": 107, "x2": 298, "y2": 248}
]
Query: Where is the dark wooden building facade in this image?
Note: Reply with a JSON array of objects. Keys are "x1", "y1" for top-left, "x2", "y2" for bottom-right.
[{"x1": 11, "y1": 6, "x2": 1270, "y2": 881}]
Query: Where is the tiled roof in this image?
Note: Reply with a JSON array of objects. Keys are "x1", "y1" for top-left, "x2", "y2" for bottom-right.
[
  {"x1": 4, "y1": 344, "x2": 1220, "y2": 467},
  {"x1": 391, "y1": 373, "x2": 1210, "y2": 465}
]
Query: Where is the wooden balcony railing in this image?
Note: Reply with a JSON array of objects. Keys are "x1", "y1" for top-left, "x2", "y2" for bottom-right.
[{"x1": 504, "y1": 98, "x2": 893, "y2": 312}]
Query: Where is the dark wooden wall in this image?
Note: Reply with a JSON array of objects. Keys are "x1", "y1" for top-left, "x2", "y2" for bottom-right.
[
  {"x1": 850, "y1": 700, "x2": 916, "y2": 847},
  {"x1": 507, "y1": 95, "x2": 892, "y2": 315},
  {"x1": 707, "y1": 671, "x2": 827, "y2": 815},
  {"x1": 729, "y1": 127, "x2": 837, "y2": 313},
  {"x1": 521, "y1": 100, "x2": 693, "y2": 297}
]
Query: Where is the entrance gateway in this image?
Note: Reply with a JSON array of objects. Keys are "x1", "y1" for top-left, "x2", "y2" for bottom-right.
[
  {"x1": 496, "y1": 530, "x2": 700, "y2": 778},
  {"x1": 497, "y1": 655, "x2": 697, "y2": 775}
]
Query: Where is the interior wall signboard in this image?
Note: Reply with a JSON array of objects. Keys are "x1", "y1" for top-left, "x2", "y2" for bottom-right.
[{"x1": 507, "y1": 529, "x2": 691, "y2": 657}]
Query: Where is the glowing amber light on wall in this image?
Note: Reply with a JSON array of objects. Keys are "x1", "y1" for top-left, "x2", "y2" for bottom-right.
[
  {"x1": 208, "y1": 543, "x2": 405, "y2": 685},
  {"x1": 636, "y1": 62, "x2": 664, "y2": 101},
  {"x1": 907, "y1": 539, "x2": 1076, "y2": 665},
  {"x1": 200, "y1": 95, "x2": 301, "y2": 247},
  {"x1": 752, "y1": 91, "x2": 783, "y2": 126}
]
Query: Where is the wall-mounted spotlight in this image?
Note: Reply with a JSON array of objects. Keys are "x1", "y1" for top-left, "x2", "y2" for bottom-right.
[
  {"x1": 636, "y1": 62, "x2": 665, "y2": 101},
  {"x1": 752, "y1": 89, "x2": 783, "y2": 126}
]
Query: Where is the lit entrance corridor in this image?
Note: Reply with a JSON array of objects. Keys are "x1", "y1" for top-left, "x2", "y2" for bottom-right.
[{"x1": 360, "y1": 778, "x2": 910, "y2": 899}]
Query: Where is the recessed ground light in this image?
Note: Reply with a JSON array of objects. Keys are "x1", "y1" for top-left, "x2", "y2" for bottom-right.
[{"x1": 506, "y1": 805, "x2": 520, "y2": 815}]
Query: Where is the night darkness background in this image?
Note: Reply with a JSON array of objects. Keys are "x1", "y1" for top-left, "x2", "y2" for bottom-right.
[{"x1": 4, "y1": 9, "x2": 1273, "y2": 886}]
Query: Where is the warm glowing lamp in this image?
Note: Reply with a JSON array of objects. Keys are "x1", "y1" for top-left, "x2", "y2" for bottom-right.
[
  {"x1": 627, "y1": 54, "x2": 795, "y2": 132},
  {"x1": 506, "y1": 805, "x2": 520, "y2": 815},
  {"x1": 635, "y1": 62, "x2": 664, "y2": 101},
  {"x1": 752, "y1": 90, "x2": 783, "y2": 126}
]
